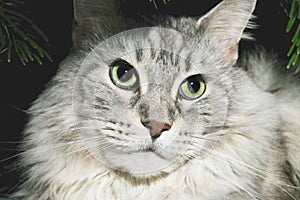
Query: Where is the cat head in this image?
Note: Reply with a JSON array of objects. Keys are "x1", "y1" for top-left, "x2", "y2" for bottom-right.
[{"x1": 65, "y1": 0, "x2": 259, "y2": 177}]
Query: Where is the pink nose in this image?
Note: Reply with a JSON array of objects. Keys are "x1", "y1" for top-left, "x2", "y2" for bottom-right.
[{"x1": 142, "y1": 121, "x2": 171, "y2": 139}]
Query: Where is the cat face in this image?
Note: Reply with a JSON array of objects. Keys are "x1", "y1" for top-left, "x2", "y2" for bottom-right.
[
  {"x1": 72, "y1": 28, "x2": 229, "y2": 176},
  {"x1": 68, "y1": 0, "x2": 257, "y2": 178}
]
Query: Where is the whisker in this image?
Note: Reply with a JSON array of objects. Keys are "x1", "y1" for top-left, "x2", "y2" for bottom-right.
[
  {"x1": 189, "y1": 133, "x2": 275, "y2": 174},
  {"x1": 0, "y1": 148, "x2": 21, "y2": 151},
  {"x1": 0, "y1": 165, "x2": 22, "y2": 180},
  {"x1": 182, "y1": 146, "x2": 264, "y2": 199},
  {"x1": 212, "y1": 149, "x2": 298, "y2": 199},
  {"x1": 0, "y1": 152, "x2": 26, "y2": 164},
  {"x1": 0, "y1": 141, "x2": 24, "y2": 144},
  {"x1": 7, "y1": 104, "x2": 28, "y2": 114},
  {"x1": 188, "y1": 144, "x2": 298, "y2": 199}
]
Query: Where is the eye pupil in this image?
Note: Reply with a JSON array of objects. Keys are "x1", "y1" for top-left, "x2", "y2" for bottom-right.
[
  {"x1": 117, "y1": 66, "x2": 133, "y2": 82},
  {"x1": 188, "y1": 78, "x2": 200, "y2": 94}
]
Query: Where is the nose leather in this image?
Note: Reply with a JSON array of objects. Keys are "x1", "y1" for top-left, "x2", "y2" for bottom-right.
[{"x1": 142, "y1": 121, "x2": 171, "y2": 139}]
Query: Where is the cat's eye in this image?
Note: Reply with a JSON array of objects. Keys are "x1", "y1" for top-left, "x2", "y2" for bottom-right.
[
  {"x1": 109, "y1": 59, "x2": 139, "y2": 90},
  {"x1": 179, "y1": 74, "x2": 206, "y2": 100}
]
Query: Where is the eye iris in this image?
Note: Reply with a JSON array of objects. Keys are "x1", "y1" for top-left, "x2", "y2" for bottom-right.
[
  {"x1": 179, "y1": 74, "x2": 206, "y2": 100},
  {"x1": 109, "y1": 59, "x2": 139, "y2": 90}
]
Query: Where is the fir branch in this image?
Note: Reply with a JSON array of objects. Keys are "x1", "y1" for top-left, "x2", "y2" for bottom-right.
[
  {"x1": 149, "y1": 0, "x2": 170, "y2": 10},
  {"x1": 0, "y1": 0, "x2": 52, "y2": 65},
  {"x1": 286, "y1": 0, "x2": 300, "y2": 74}
]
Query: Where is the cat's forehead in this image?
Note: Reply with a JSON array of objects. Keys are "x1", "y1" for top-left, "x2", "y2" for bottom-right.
[{"x1": 91, "y1": 27, "x2": 217, "y2": 79}]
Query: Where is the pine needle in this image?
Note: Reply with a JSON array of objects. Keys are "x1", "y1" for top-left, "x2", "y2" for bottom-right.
[
  {"x1": 0, "y1": 0, "x2": 52, "y2": 65},
  {"x1": 286, "y1": 0, "x2": 300, "y2": 74},
  {"x1": 149, "y1": 0, "x2": 170, "y2": 10}
]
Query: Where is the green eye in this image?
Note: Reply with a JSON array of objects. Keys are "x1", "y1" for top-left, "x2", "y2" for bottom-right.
[
  {"x1": 109, "y1": 59, "x2": 139, "y2": 90},
  {"x1": 179, "y1": 74, "x2": 206, "y2": 100}
]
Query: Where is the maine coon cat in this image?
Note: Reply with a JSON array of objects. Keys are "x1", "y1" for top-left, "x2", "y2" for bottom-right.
[{"x1": 14, "y1": 0, "x2": 300, "y2": 199}]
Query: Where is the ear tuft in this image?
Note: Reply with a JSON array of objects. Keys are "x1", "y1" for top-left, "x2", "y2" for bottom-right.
[
  {"x1": 73, "y1": 0, "x2": 120, "y2": 23},
  {"x1": 196, "y1": 0, "x2": 257, "y2": 64},
  {"x1": 72, "y1": 0, "x2": 122, "y2": 50}
]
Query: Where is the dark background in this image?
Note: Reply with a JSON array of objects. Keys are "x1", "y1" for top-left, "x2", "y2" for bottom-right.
[{"x1": 0, "y1": 0, "x2": 291, "y2": 195}]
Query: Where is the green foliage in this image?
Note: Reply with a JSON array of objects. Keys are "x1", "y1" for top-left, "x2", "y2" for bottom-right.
[
  {"x1": 0, "y1": 0, "x2": 52, "y2": 65},
  {"x1": 286, "y1": 0, "x2": 300, "y2": 74},
  {"x1": 149, "y1": 0, "x2": 170, "y2": 10}
]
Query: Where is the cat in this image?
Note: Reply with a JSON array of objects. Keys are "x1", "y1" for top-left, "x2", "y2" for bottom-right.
[{"x1": 13, "y1": 0, "x2": 300, "y2": 199}]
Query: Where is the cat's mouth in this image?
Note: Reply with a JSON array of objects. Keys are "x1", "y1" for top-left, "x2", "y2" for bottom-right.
[
  {"x1": 138, "y1": 145, "x2": 167, "y2": 159},
  {"x1": 104, "y1": 142, "x2": 177, "y2": 175},
  {"x1": 140, "y1": 146, "x2": 155, "y2": 153}
]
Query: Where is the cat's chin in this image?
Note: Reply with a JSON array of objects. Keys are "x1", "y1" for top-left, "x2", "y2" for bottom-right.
[{"x1": 108, "y1": 151, "x2": 176, "y2": 177}]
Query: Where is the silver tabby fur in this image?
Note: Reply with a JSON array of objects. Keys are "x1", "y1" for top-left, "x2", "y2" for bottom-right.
[{"x1": 14, "y1": 0, "x2": 300, "y2": 199}]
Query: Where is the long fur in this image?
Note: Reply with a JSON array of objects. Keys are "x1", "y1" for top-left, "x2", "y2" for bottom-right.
[{"x1": 13, "y1": 0, "x2": 300, "y2": 199}]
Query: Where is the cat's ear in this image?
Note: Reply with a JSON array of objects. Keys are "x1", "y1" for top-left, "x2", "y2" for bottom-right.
[
  {"x1": 196, "y1": 0, "x2": 256, "y2": 64},
  {"x1": 72, "y1": 0, "x2": 122, "y2": 50}
]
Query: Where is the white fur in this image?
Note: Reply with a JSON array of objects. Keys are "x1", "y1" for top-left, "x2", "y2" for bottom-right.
[{"x1": 14, "y1": 0, "x2": 300, "y2": 199}]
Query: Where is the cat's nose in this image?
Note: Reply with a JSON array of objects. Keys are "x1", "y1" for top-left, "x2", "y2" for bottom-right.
[{"x1": 142, "y1": 121, "x2": 171, "y2": 139}]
